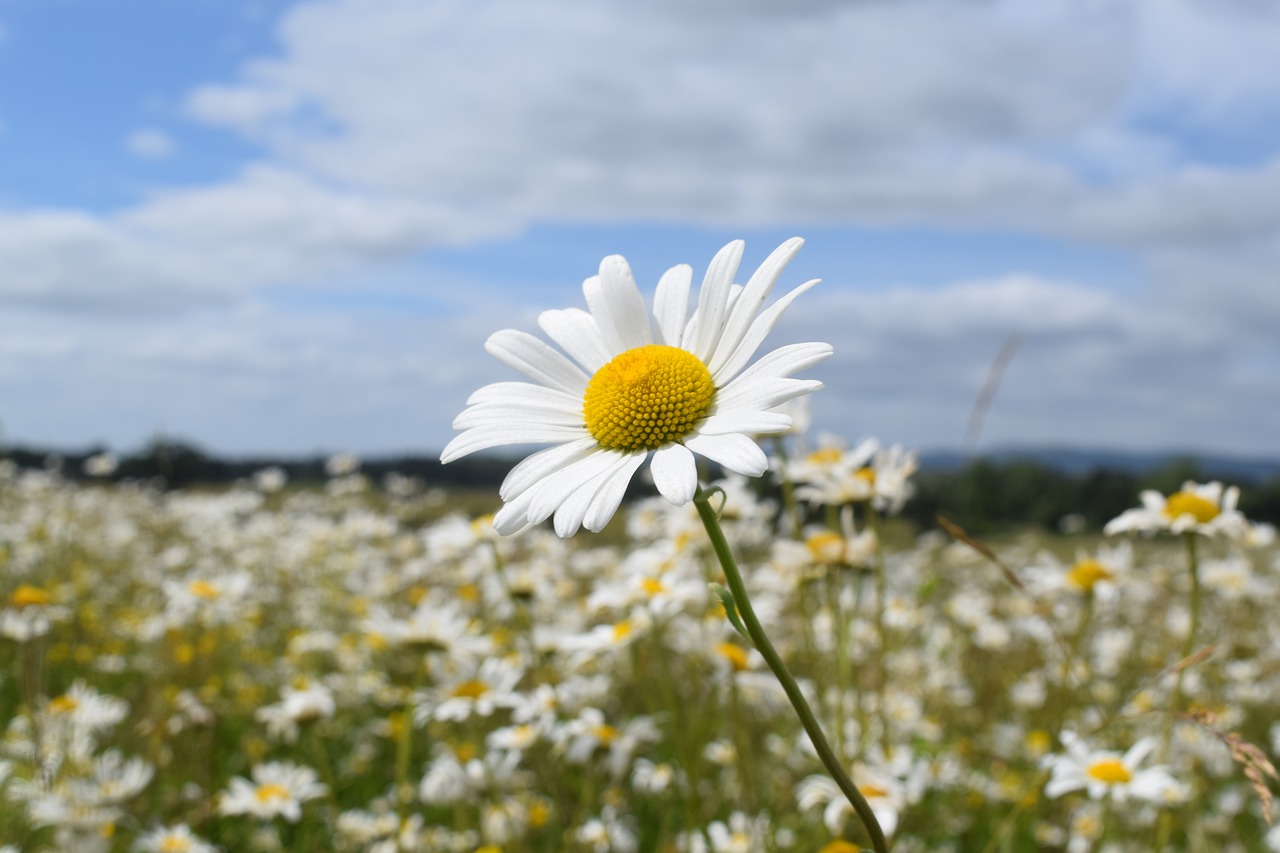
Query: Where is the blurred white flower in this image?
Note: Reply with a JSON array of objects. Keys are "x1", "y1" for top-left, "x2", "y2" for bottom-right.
[{"x1": 1043, "y1": 731, "x2": 1185, "y2": 803}]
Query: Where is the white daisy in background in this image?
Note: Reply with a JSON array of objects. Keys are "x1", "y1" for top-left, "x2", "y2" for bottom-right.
[
  {"x1": 1042, "y1": 731, "x2": 1186, "y2": 804},
  {"x1": 442, "y1": 238, "x2": 832, "y2": 537},
  {"x1": 135, "y1": 823, "x2": 218, "y2": 853},
  {"x1": 218, "y1": 761, "x2": 327, "y2": 822},
  {"x1": 1103, "y1": 481, "x2": 1251, "y2": 539}
]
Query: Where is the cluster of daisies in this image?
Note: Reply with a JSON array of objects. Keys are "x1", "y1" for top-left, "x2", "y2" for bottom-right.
[{"x1": 0, "y1": 240, "x2": 1277, "y2": 851}]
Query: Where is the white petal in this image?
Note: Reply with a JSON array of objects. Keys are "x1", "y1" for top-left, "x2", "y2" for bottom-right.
[
  {"x1": 441, "y1": 424, "x2": 586, "y2": 464},
  {"x1": 707, "y1": 237, "x2": 803, "y2": 376},
  {"x1": 651, "y1": 263, "x2": 692, "y2": 347},
  {"x1": 583, "y1": 260, "x2": 651, "y2": 355},
  {"x1": 714, "y1": 378, "x2": 824, "y2": 413},
  {"x1": 553, "y1": 453, "x2": 638, "y2": 537},
  {"x1": 538, "y1": 308, "x2": 612, "y2": 373},
  {"x1": 499, "y1": 437, "x2": 598, "y2": 501},
  {"x1": 582, "y1": 452, "x2": 648, "y2": 532},
  {"x1": 493, "y1": 492, "x2": 536, "y2": 535},
  {"x1": 710, "y1": 279, "x2": 820, "y2": 384},
  {"x1": 467, "y1": 381, "x2": 581, "y2": 408},
  {"x1": 650, "y1": 443, "x2": 697, "y2": 505},
  {"x1": 684, "y1": 432, "x2": 769, "y2": 477},
  {"x1": 526, "y1": 449, "x2": 621, "y2": 525},
  {"x1": 697, "y1": 410, "x2": 793, "y2": 436},
  {"x1": 454, "y1": 388, "x2": 584, "y2": 429},
  {"x1": 486, "y1": 329, "x2": 588, "y2": 394},
  {"x1": 721, "y1": 342, "x2": 834, "y2": 388},
  {"x1": 689, "y1": 240, "x2": 743, "y2": 362},
  {"x1": 597, "y1": 254, "x2": 653, "y2": 349},
  {"x1": 454, "y1": 410, "x2": 583, "y2": 431}
]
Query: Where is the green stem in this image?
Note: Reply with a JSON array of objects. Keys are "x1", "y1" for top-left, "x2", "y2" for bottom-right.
[
  {"x1": 694, "y1": 487, "x2": 889, "y2": 853},
  {"x1": 396, "y1": 655, "x2": 428, "y2": 818},
  {"x1": 866, "y1": 507, "x2": 890, "y2": 757},
  {"x1": 1162, "y1": 532, "x2": 1201, "y2": 761}
]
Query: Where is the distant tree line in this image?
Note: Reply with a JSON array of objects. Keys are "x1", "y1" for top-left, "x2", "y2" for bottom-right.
[
  {"x1": 902, "y1": 456, "x2": 1280, "y2": 534},
  {"x1": 3, "y1": 440, "x2": 1278, "y2": 532}
]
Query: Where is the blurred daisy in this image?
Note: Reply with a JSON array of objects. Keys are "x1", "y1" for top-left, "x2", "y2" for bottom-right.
[
  {"x1": 135, "y1": 823, "x2": 217, "y2": 853},
  {"x1": 1104, "y1": 481, "x2": 1250, "y2": 539},
  {"x1": 218, "y1": 761, "x2": 327, "y2": 822},
  {"x1": 1042, "y1": 731, "x2": 1185, "y2": 803},
  {"x1": 442, "y1": 238, "x2": 831, "y2": 537}
]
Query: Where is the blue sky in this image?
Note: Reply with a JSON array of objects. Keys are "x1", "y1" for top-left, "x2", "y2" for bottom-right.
[{"x1": 1, "y1": 0, "x2": 1278, "y2": 458}]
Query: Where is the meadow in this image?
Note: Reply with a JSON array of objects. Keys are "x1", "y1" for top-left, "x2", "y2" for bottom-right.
[{"x1": 0, "y1": 446, "x2": 1277, "y2": 852}]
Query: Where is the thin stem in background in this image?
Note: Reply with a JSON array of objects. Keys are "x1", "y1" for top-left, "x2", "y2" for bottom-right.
[{"x1": 693, "y1": 486, "x2": 889, "y2": 853}]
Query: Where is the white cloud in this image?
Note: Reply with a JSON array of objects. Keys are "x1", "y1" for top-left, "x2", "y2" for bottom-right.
[
  {"x1": 2, "y1": 0, "x2": 1278, "y2": 455},
  {"x1": 126, "y1": 129, "x2": 176, "y2": 159}
]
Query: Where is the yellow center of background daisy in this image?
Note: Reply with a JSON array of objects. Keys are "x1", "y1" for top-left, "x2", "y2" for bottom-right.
[
  {"x1": 1066, "y1": 558, "x2": 1112, "y2": 592},
  {"x1": 1086, "y1": 758, "x2": 1132, "y2": 784},
  {"x1": 583, "y1": 345, "x2": 714, "y2": 451},
  {"x1": 1163, "y1": 491, "x2": 1219, "y2": 524}
]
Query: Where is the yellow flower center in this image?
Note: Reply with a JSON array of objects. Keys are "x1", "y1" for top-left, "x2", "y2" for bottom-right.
[
  {"x1": 582, "y1": 345, "x2": 714, "y2": 451},
  {"x1": 255, "y1": 782, "x2": 290, "y2": 803},
  {"x1": 160, "y1": 836, "x2": 192, "y2": 853},
  {"x1": 592, "y1": 724, "x2": 620, "y2": 744},
  {"x1": 641, "y1": 577, "x2": 667, "y2": 597},
  {"x1": 49, "y1": 695, "x2": 79, "y2": 714},
  {"x1": 1163, "y1": 491, "x2": 1220, "y2": 524},
  {"x1": 806, "y1": 447, "x2": 842, "y2": 465},
  {"x1": 855, "y1": 466, "x2": 877, "y2": 486},
  {"x1": 1086, "y1": 758, "x2": 1132, "y2": 785},
  {"x1": 1066, "y1": 559, "x2": 1113, "y2": 592},
  {"x1": 858, "y1": 783, "x2": 889, "y2": 799},
  {"x1": 450, "y1": 679, "x2": 491, "y2": 700},
  {"x1": 716, "y1": 641, "x2": 750, "y2": 671},
  {"x1": 9, "y1": 585, "x2": 51, "y2": 608},
  {"x1": 819, "y1": 842, "x2": 862, "y2": 853},
  {"x1": 188, "y1": 580, "x2": 220, "y2": 600},
  {"x1": 806, "y1": 530, "x2": 846, "y2": 563},
  {"x1": 612, "y1": 620, "x2": 633, "y2": 641}
]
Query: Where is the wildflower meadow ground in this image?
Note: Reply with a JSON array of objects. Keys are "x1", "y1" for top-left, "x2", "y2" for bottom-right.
[{"x1": 1, "y1": 447, "x2": 1278, "y2": 852}]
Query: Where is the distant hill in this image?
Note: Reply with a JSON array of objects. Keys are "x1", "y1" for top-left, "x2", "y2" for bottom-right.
[{"x1": 919, "y1": 446, "x2": 1280, "y2": 484}]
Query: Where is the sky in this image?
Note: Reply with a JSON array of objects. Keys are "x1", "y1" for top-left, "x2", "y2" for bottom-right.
[{"x1": 1, "y1": 0, "x2": 1278, "y2": 459}]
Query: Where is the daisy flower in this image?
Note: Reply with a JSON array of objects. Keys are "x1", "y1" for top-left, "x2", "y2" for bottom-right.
[
  {"x1": 1103, "y1": 480, "x2": 1250, "y2": 539},
  {"x1": 442, "y1": 238, "x2": 831, "y2": 537},
  {"x1": 1042, "y1": 731, "x2": 1185, "y2": 804},
  {"x1": 135, "y1": 823, "x2": 218, "y2": 853},
  {"x1": 218, "y1": 761, "x2": 327, "y2": 822}
]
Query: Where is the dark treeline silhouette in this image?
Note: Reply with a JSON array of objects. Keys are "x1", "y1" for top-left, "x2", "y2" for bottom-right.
[{"x1": 4, "y1": 440, "x2": 1279, "y2": 532}]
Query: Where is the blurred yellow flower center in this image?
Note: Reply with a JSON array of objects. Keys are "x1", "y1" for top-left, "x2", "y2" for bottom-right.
[
  {"x1": 855, "y1": 466, "x2": 877, "y2": 486},
  {"x1": 9, "y1": 585, "x2": 51, "y2": 608},
  {"x1": 716, "y1": 641, "x2": 750, "y2": 671},
  {"x1": 583, "y1": 345, "x2": 714, "y2": 451},
  {"x1": 255, "y1": 783, "x2": 290, "y2": 803},
  {"x1": 450, "y1": 679, "x2": 490, "y2": 700},
  {"x1": 1163, "y1": 491, "x2": 1219, "y2": 524},
  {"x1": 592, "y1": 724, "x2": 620, "y2": 744},
  {"x1": 859, "y1": 783, "x2": 889, "y2": 799},
  {"x1": 1066, "y1": 559, "x2": 1113, "y2": 592},
  {"x1": 1086, "y1": 758, "x2": 1132, "y2": 784},
  {"x1": 641, "y1": 577, "x2": 667, "y2": 596},
  {"x1": 160, "y1": 836, "x2": 192, "y2": 853},
  {"x1": 188, "y1": 580, "x2": 220, "y2": 600},
  {"x1": 807, "y1": 447, "x2": 842, "y2": 465},
  {"x1": 806, "y1": 531, "x2": 845, "y2": 563},
  {"x1": 49, "y1": 695, "x2": 78, "y2": 714},
  {"x1": 819, "y1": 843, "x2": 862, "y2": 853}
]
